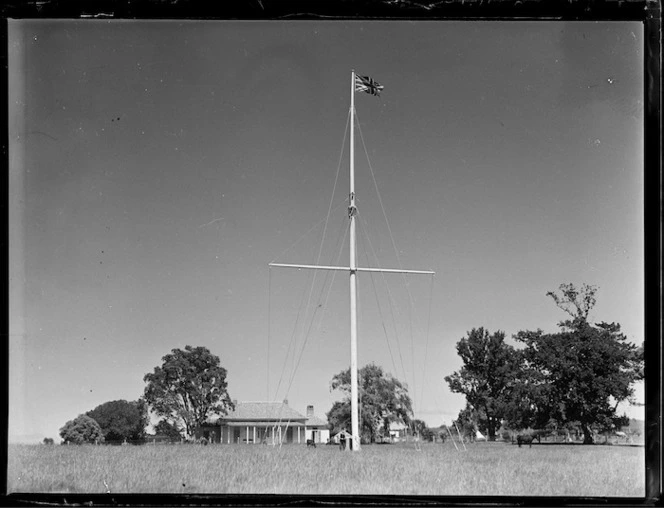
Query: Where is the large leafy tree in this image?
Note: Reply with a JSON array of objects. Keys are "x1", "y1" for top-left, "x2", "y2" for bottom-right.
[
  {"x1": 328, "y1": 363, "x2": 412, "y2": 443},
  {"x1": 326, "y1": 400, "x2": 350, "y2": 434},
  {"x1": 59, "y1": 414, "x2": 104, "y2": 445},
  {"x1": 143, "y1": 346, "x2": 234, "y2": 439},
  {"x1": 444, "y1": 328, "x2": 518, "y2": 440},
  {"x1": 325, "y1": 400, "x2": 378, "y2": 442},
  {"x1": 86, "y1": 399, "x2": 148, "y2": 443},
  {"x1": 514, "y1": 284, "x2": 644, "y2": 444}
]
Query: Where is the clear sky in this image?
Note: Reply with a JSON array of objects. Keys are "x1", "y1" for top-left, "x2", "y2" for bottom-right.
[{"x1": 9, "y1": 20, "x2": 644, "y2": 443}]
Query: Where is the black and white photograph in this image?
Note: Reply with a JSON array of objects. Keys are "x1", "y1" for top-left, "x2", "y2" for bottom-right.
[{"x1": 8, "y1": 18, "x2": 647, "y2": 497}]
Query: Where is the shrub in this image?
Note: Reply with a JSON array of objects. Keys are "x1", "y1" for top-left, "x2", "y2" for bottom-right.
[{"x1": 59, "y1": 414, "x2": 104, "y2": 445}]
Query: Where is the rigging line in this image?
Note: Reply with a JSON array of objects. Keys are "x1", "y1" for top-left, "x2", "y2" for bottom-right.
[
  {"x1": 355, "y1": 116, "x2": 421, "y2": 402},
  {"x1": 268, "y1": 198, "x2": 348, "y2": 265},
  {"x1": 311, "y1": 105, "x2": 351, "y2": 271},
  {"x1": 417, "y1": 274, "x2": 436, "y2": 419},
  {"x1": 269, "y1": 108, "x2": 350, "y2": 266},
  {"x1": 355, "y1": 113, "x2": 409, "y2": 274},
  {"x1": 356, "y1": 209, "x2": 410, "y2": 390},
  {"x1": 274, "y1": 108, "x2": 351, "y2": 402},
  {"x1": 283, "y1": 219, "x2": 350, "y2": 402},
  {"x1": 325, "y1": 212, "x2": 352, "y2": 274},
  {"x1": 355, "y1": 117, "x2": 432, "y2": 338},
  {"x1": 272, "y1": 266, "x2": 315, "y2": 401},
  {"x1": 355, "y1": 214, "x2": 399, "y2": 378},
  {"x1": 273, "y1": 217, "x2": 349, "y2": 431},
  {"x1": 272, "y1": 214, "x2": 347, "y2": 403},
  {"x1": 290, "y1": 212, "x2": 348, "y2": 392},
  {"x1": 283, "y1": 216, "x2": 348, "y2": 394}
]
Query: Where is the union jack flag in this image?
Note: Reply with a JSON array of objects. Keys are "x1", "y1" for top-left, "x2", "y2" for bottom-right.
[{"x1": 355, "y1": 75, "x2": 384, "y2": 96}]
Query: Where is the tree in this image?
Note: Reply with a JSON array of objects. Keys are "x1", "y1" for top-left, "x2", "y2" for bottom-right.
[
  {"x1": 326, "y1": 400, "x2": 378, "y2": 442},
  {"x1": 143, "y1": 346, "x2": 234, "y2": 439},
  {"x1": 435, "y1": 426, "x2": 448, "y2": 443},
  {"x1": 153, "y1": 419, "x2": 183, "y2": 442},
  {"x1": 326, "y1": 400, "x2": 351, "y2": 434},
  {"x1": 411, "y1": 419, "x2": 434, "y2": 441},
  {"x1": 328, "y1": 363, "x2": 413, "y2": 443},
  {"x1": 546, "y1": 282, "x2": 597, "y2": 330},
  {"x1": 86, "y1": 399, "x2": 148, "y2": 443},
  {"x1": 453, "y1": 404, "x2": 481, "y2": 442},
  {"x1": 513, "y1": 284, "x2": 644, "y2": 444},
  {"x1": 444, "y1": 328, "x2": 519, "y2": 440},
  {"x1": 43, "y1": 437, "x2": 54, "y2": 445},
  {"x1": 411, "y1": 418, "x2": 427, "y2": 437},
  {"x1": 59, "y1": 414, "x2": 104, "y2": 445},
  {"x1": 499, "y1": 352, "x2": 549, "y2": 432}
]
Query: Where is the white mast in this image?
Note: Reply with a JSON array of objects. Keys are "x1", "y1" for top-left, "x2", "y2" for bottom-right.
[
  {"x1": 269, "y1": 70, "x2": 434, "y2": 452},
  {"x1": 349, "y1": 69, "x2": 360, "y2": 451}
]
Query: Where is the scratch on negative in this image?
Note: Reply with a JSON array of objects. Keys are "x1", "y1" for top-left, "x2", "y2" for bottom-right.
[{"x1": 198, "y1": 217, "x2": 224, "y2": 229}]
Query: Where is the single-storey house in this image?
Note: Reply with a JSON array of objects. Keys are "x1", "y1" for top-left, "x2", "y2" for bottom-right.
[
  {"x1": 195, "y1": 401, "x2": 329, "y2": 445},
  {"x1": 389, "y1": 420, "x2": 409, "y2": 441},
  {"x1": 304, "y1": 405, "x2": 330, "y2": 444}
]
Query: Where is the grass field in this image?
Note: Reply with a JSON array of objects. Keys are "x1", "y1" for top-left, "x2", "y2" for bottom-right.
[{"x1": 7, "y1": 441, "x2": 645, "y2": 497}]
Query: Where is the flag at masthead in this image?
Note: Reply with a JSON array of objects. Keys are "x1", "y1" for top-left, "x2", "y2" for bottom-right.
[{"x1": 355, "y1": 75, "x2": 384, "y2": 96}]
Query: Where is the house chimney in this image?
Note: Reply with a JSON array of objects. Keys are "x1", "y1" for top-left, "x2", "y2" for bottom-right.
[{"x1": 307, "y1": 405, "x2": 314, "y2": 418}]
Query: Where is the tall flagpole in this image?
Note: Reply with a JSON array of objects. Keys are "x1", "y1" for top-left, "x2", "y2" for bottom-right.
[
  {"x1": 268, "y1": 71, "x2": 434, "y2": 453},
  {"x1": 349, "y1": 70, "x2": 360, "y2": 451}
]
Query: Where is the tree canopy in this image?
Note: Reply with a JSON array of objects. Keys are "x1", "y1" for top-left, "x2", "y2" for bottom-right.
[
  {"x1": 444, "y1": 328, "x2": 518, "y2": 440},
  {"x1": 86, "y1": 399, "x2": 148, "y2": 443},
  {"x1": 514, "y1": 321, "x2": 642, "y2": 443},
  {"x1": 328, "y1": 363, "x2": 412, "y2": 443},
  {"x1": 59, "y1": 414, "x2": 104, "y2": 445},
  {"x1": 143, "y1": 345, "x2": 234, "y2": 439},
  {"x1": 446, "y1": 283, "x2": 644, "y2": 444}
]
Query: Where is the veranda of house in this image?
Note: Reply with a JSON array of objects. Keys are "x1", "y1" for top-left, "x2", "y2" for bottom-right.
[{"x1": 195, "y1": 401, "x2": 330, "y2": 445}]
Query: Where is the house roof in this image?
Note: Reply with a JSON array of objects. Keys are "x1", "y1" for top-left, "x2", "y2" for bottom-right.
[
  {"x1": 220, "y1": 401, "x2": 307, "y2": 422},
  {"x1": 305, "y1": 415, "x2": 328, "y2": 427},
  {"x1": 389, "y1": 421, "x2": 408, "y2": 431}
]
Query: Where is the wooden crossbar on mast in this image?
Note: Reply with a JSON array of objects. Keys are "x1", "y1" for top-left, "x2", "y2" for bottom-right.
[
  {"x1": 268, "y1": 263, "x2": 434, "y2": 275},
  {"x1": 269, "y1": 70, "x2": 435, "y2": 452}
]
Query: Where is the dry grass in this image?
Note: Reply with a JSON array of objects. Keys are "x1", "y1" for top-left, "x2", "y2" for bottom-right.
[{"x1": 7, "y1": 441, "x2": 645, "y2": 497}]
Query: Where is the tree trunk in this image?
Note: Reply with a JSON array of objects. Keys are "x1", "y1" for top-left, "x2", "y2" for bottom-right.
[{"x1": 582, "y1": 423, "x2": 594, "y2": 444}]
